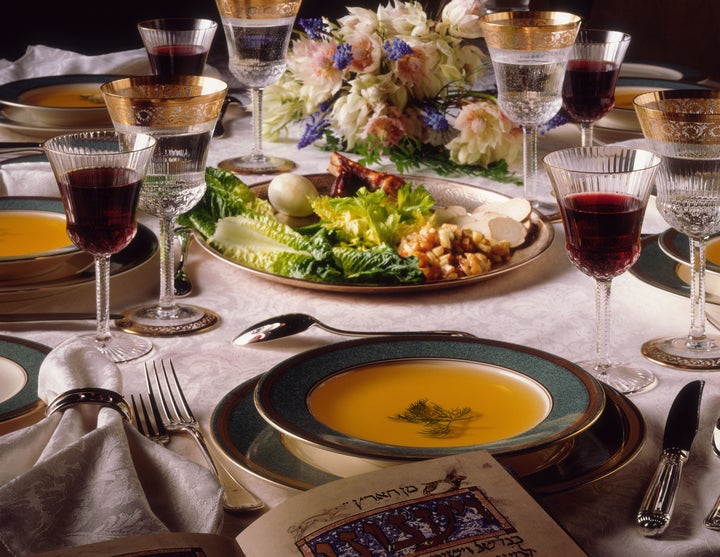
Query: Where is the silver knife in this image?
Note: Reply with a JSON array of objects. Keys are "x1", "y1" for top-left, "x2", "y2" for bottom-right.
[
  {"x1": 637, "y1": 379, "x2": 705, "y2": 536},
  {"x1": 0, "y1": 313, "x2": 124, "y2": 322}
]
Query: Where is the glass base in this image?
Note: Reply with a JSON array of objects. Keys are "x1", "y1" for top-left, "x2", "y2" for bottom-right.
[
  {"x1": 528, "y1": 198, "x2": 559, "y2": 219},
  {"x1": 76, "y1": 333, "x2": 153, "y2": 364},
  {"x1": 218, "y1": 154, "x2": 296, "y2": 175},
  {"x1": 115, "y1": 304, "x2": 220, "y2": 337},
  {"x1": 641, "y1": 335, "x2": 720, "y2": 370},
  {"x1": 578, "y1": 360, "x2": 656, "y2": 395}
]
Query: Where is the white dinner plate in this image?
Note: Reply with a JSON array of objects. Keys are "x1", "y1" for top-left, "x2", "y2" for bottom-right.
[{"x1": 620, "y1": 61, "x2": 705, "y2": 82}]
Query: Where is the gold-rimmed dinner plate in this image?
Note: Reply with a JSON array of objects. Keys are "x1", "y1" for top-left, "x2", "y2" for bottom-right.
[
  {"x1": 194, "y1": 174, "x2": 554, "y2": 293},
  {"x1": 210, "y1": 375, "x2": 645, "y2": 496},
  {"x1": 253, "y1": 336, "x2": 605, "y2": 462},
  {"x1": 0, "y1": 197, "x2": 157, "y2": 297},
  {"x1": 630, "y1": 234, "x2": 720, "y2": 304},
  {"x1": 0, "y1": 335, "x2": 50, "y2": 435}
]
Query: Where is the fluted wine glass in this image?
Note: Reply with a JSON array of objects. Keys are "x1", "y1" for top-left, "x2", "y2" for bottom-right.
[
  {"x1": 138, "y1": 17, "x2": 218, "y2": 76},
  {"x1": 543, "y1": 146, "x2": 662, "y2": 394},
  {"x1": 101, "y1": 75, "x2": 227, "y2": 337},
  {"x1": 43, "y1": 131, "x2": 157, "y2": 362},
  {"x1": 635, "y1": 90, "x2": 720, "y2": 370},
  {"x1": 214, "y1": 0, "x2": 301, "y2": 174},
  {"x1": 480, "y1": 11, "x2": 581, "y2": 212},
  {"x1": 562, "y1": 29, "x2": 631, "y2": 148}
]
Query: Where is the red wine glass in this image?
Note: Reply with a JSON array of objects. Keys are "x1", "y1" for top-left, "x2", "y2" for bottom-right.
[
  {"x1": 543, "y1": 146, "x2": 661, "y2": 394},
  {"x1": 138, "y1": 18, "x2": 217, "y2": 76},
  {"x1": 562, "y1": 29, "x2": 631, "y2": 147},
  {"x1": 43, "y1": 131, "x2": 157, "y2": 363}
]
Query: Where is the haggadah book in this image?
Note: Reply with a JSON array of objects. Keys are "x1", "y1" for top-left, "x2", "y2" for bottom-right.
[{"x1": 32, "y1": 450, "x2": 587, "y2": 557}]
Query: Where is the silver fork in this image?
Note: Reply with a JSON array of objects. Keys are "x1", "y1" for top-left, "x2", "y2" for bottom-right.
[
  {"x1": 145, "y1": 360, "x2": 264, "y2": 512},
  {"x1": 130, "y1": 393, "x2": 170, "y2": 445}
]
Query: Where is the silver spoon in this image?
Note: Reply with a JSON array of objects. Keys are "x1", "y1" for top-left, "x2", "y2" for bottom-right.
[
  {"x1": 233, "y1": 312, "x2": 476, "y2": 345},
  {"x1": 704, "y1": 417, "x2": 720, "y2": 529},
  {"x1": 173, "y1": 226, "x2": 193, "y2": 298}
]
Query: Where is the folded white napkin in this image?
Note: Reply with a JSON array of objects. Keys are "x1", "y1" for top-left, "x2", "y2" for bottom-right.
[
  {"x1": 0, "y1": 339, "x2": 224, "y2": 557},
  {"x1": 0, "y1": 45, "x2": 151, "y2": 84},
  {"x1": 0, "y1": 161, "x2": 57, "y2": 198}
]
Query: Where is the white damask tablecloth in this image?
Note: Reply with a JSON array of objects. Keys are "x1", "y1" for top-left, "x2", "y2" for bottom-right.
[{"x1": 1, "y1": 53, "x2": 720, "y2": 556}]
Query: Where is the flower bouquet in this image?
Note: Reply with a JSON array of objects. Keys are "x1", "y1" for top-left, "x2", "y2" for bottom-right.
[{"x1": 263, "y1": 0, "x2": 522, "y2": 182}]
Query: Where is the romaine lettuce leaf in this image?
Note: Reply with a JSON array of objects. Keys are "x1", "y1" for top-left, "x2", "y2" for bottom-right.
[
  {"x1": 308, "y1": 184, "x2": 435, "y2": 248},
  {"x1": 181, "y1": 168, "x2": 431, "y2": 285}
]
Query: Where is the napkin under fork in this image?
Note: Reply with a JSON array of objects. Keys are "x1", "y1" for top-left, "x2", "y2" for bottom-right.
[{"x1": 0, "y1": 339, "x2": 223, "y2": 557}]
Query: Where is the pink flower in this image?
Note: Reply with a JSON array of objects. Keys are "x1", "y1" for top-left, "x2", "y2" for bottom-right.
[
  {"x1": 396, "y1": 48, "x2": 429, "y2": 90},
  {"x1": 344, "y1": 30, "x2": 383, "y2": 74},
  {"x1": 287, "y1": 37, "x2": 344, "y2": 99},
  {"x1": 365, "y1": 111, "x2": 407, "y2": 146}
]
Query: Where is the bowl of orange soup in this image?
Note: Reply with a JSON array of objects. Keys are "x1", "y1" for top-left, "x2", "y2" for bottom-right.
[
  {"x1": 0, "y1": 75, "x2": 118, "y2": 128},
  {"x1": 254, "y1": 336, "x2": 606, "y2": 474},
  {"x1": 0, "y1": 198, "x2": 85, "y2": 281}
]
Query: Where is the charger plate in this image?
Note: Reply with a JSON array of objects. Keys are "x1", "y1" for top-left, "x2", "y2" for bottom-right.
[
  {"x1": 253, "y1": 336, "x2": 605, "y2": 461},
  {"x1": 195, "y1": 174, "x2": 554, "y2": 293},
  {"x1": 0, "y1": 335, "x2": 50, "y2": 435},
  {"x1": 211, "y1": 376, "x2": 645, "y2": 496}
]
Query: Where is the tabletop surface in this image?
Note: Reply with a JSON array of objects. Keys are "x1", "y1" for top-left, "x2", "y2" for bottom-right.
[{"x1": 2, "y1": 76, "x2": 720, "y2": 557}]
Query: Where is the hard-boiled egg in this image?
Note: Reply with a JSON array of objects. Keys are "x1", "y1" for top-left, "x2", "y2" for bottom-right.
[{"x1": 267, "y1": 173, "x2": 319, "y2": 217}]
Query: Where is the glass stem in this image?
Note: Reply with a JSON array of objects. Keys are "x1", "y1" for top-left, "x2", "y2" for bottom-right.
[
  {"x1": 522, "y1": 125, "x2": 538, "y2": 204},
  {"x1": 158, "y1": 216, "x2": 177, "y2": 316},
  {"x1": 94, "y1": 255, "x2": 112, "y2": 346},
  {"x1": 594, "y1": 278, "x2": 613, "y2": 380},
  {"x1": 250, "y1": 87, "x2": 264, "y2": 160},
  {"x1": 579, "y1": 122, "x2": 594, "y2": 148},
  {"x1": 687, "y1": 236, "x2": 709, "y2": 349}
]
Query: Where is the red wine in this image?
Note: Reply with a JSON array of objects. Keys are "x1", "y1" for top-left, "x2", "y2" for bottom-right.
[
  {"x1": 148, "y1": 44, "x2": 207, "y2": 76},
  {"x1": 562, "y1": 60, "x2": 620, "y2": 123},
  {"x1": 59, "y1": 167, "x2": 142, "y2": 256},
  {"x1": 561, "y1": 192, "x2": 644, "y2": 279}
]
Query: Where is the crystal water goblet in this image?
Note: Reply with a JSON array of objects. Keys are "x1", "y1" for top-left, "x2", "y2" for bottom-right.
[
  {"x1": 43, "y1": 131, "x2": 157, "y2": 362},
  {"x1": 543, "y1": 146, "x2": 662, "y2": 394},
  {"x1": 101, "y1": 75, "x2": 228, "y2": 337},
  {"x1": 562, "y1": 29, "x2": 631, "y2": 147},
  {"x1": 634, "y1": 89, "x2": 720, "y2": 370},
  {"x1": 214, "y1": 0, "x2": 301, "y2": 174},
  {"x1": 138, "y1": 17, "x2": 218, "y2": 76},
  {"x1": 480, "y1": 11, "x2": 581, "y2": 212}
]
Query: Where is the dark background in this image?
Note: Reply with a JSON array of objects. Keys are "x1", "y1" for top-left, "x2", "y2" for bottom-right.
[{"x1": 1, "y1": 0, "x2": 718, "y2": 82}]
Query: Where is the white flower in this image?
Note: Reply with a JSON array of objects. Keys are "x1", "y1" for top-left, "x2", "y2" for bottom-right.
[
  {"x1": 338, "y1": 6, "x2": 379, "y2": 35},
  {"x1": 377, "y1": 1, "x2": 430, "y2": 37},
  {"x1": 447, "y1": 100, "x2": 522, "y2": 166},
  {"x1": 441, "y1": 0, "x2": 487, "y2": 39},
  {"x1": 263, "y1": 74, "x2": 307, "y2": 141}
]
